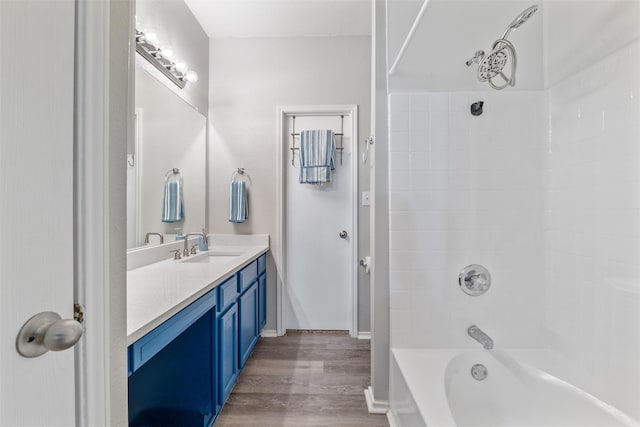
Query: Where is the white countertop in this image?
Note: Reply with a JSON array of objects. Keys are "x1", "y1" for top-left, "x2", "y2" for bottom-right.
[{"x1": 127, "y1": 239, "x2": 269, "y2": 345}]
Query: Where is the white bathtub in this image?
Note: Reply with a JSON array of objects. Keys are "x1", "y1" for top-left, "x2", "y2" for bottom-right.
[{"x1": 389, "y1": 349, "x2": 639, "y2": 427}]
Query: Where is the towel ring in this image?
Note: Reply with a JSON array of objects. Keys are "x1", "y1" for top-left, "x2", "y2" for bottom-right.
[
  {"x1": 230, "y1": 167, "x2": 252, "y2": 187},
  {"x1": 165, "y1": 168, "x2": 183, "y2": 183}
]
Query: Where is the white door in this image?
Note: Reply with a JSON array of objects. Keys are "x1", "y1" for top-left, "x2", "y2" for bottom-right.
[
  {"x1": 284, "y1": 110, "x2": 356, "y2": 332},
  {"x1": 0, "y1": 2, "x2": 77, "y2": 425}
]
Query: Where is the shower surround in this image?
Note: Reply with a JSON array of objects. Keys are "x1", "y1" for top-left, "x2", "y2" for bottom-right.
[
  {"x1": 389, "y1": 90, "x2": 546, "y2": 350},
  {"x1": 387, "y1": 38, "x2": 640, "y2": 426}
]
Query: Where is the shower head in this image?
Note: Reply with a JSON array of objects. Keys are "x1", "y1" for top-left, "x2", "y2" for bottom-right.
[
  {"x1": 501, "y1": 5, "x2": 539, "y2": 39},
  {"x1": 477, "y1": 38, "x2": 517, "y2": 90},
  {"x1": 466, "y1": 4, "x2": 538, "y2": 90}
]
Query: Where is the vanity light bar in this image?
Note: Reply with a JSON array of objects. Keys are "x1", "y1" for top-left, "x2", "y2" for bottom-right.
[{"x1": 135, "y1": 28, "x2": 198, "y2": 89}]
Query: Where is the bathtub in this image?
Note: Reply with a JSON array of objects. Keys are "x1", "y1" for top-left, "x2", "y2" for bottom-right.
[{"x1": 389, "y1": 349, "x2": 639, "y2": 427}]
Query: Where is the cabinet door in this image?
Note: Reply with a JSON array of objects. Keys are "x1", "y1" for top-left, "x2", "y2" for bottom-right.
[
  {"x1": 238, "y1": 282, "x2": 259, "y2": 368},
  {"x1": 218, "y1": 304, "x2": 238, "y2": 404},
  {"x1": 258, "y1": 273, "x2": 267, "y2": 331}
]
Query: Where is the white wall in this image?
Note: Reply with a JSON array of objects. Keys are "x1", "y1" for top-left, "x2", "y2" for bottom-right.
[
  {"x1": 387, "y1": 0, "x2": 544, "y2": 92},
  {"x1": 208, "y1": 36, "x2": 371, "y2": 332},
  {"x1": 543, "y1": 0, "x2": 640, "y2": 88},
  {"x1": 388, "y1": 91, "x2": 547, "y2": 348},
  {"x1": 370, "y1": 0, "x2": 392, "y2": 403},
  {"x1": 544, "y1": 37, "x2": 640, "y2": 420}
]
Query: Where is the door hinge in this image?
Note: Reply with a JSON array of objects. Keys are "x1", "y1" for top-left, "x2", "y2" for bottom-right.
[{"x1": 74, "y1": 303, "x2": 85, "y2": 324}]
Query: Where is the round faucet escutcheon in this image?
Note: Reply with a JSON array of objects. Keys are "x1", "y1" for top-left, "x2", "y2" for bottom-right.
[{"x1": 459, "y1": 264, "x2": 491, "y2": 296}]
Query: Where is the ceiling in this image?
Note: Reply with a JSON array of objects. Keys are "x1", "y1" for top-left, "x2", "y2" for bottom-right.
[{"x1": 184, "y1": 0, "x2": 372, "y2": 39}]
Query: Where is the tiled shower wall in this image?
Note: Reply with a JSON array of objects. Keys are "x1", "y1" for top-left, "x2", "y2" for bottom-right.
[
  {"x1": 544, "y1": 39, "x2": 640, "y2": 419},
  {"x1": 388, "y1": 91, "x2": 547, "y2": 349},
  {"x1": 388, "y1": 38, "x2": 640, "y2": 419}
]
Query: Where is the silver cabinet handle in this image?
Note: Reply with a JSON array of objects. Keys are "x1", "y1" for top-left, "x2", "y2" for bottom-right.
[
  {"x1": 339, "y1": 230, "x2": 348, "y2": 239},
  {"x1": 16, "y1": 312, "x2": 84, "y2": 358}
]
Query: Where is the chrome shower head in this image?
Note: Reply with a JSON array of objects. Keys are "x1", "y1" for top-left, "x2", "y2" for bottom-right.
[
  {"x1": 510, "y1": 4, "x2": 538, "y2": 29},
  {"x1": 477, "y1": 38, "x2": 517, "y2": 90},
  {"x1": 501, "y1": 5, "x2": 539, "y2": 39},
  {"x1": 466, "y1": 4, "x2": 538, "y2": 90}
]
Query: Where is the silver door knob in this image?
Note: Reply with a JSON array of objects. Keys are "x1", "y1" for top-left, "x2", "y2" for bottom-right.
[
  {"x1": 16, "y1": 311, "x2": 84, "y2": 358},
  {"x1": 339, "y1": 230, "x2": 348, "y2": 239}
]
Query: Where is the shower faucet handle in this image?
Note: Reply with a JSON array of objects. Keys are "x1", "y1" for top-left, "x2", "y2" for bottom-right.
[
  {"x1": 469, "y1": 273, "x2": 489, "y2": 291},
  {"x1": 459, "y1": 265, "x2": 491, "y2": 296}
]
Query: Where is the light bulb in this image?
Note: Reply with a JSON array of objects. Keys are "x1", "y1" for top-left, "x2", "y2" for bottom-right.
[
  {"x1": 145, "y1": 31, "x2": 158, "y2": 44},
  {"x1": 161, "y1": 47, "x2": 175, "y2": 61},
  {"x1": 185, "y1": 71, "x2": 198, "y2": 83},
  {"x1": 175, "y1": 61, "x2": 188, "y2": 73}
]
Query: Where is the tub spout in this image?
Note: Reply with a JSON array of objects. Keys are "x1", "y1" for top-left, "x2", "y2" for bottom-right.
[{"x1": 468, "y1": 325, "x2": 493, "y2": 350}]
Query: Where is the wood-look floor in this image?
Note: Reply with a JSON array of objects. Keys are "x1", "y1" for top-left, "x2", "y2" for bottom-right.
[{"x1": 215, "y1": 331, "x2": 389, "y2": 427}]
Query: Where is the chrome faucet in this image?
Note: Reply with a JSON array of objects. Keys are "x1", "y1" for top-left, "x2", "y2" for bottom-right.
[
  {"x1": 144, "y1": 232, "x2": 164, "y2": 244},
  {"x1": 468, "y1": 325, "x2": 493, "y2": 350},
  {"x1": 183, "y1": 232, "x2": 206, "y2": 257}
]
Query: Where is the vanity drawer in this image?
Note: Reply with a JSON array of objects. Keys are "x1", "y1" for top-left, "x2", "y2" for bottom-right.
[
  {"x1": 238, "y1": 260, "x2": 258, "y2": 292},
  {"x1": 257, "y1": 253, "x2": 266, "y2": 275},
  {"x1": 129, "y1": 288, "x2": 216, "y2": 374},
  {"x1": 217, "y1": 275, "x2": 238, "y2": 312}
]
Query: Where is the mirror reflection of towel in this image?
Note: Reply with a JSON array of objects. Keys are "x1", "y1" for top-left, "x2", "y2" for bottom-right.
[
  {"x1": 162, "y1": 180, "x2": 184, "y2": 223},
  {"x1": 229, "y1": 181, "x2": 248, "y2": 223}
]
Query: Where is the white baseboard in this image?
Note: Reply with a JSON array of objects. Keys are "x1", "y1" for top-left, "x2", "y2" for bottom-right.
[
  {"x1": 364, "y1": 386, "x2": 389, "y2": 415},
  {"x1": 357, "y1": 332, "x2": 371, "y2": 340},
  {"x1": 387, "y1": 410, "x2": 400, "y2": 427},
  {"x1": 260, "y1": 329, "x2": 278, "y2": 338}
]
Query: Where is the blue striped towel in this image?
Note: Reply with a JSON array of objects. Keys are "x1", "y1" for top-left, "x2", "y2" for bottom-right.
[
  {"x1": 162, "y1": 180, "x2": 184, "y2": 223},
  {"x1": 299, "y1": 129, "x2": 336, "y2": 184},
  {"x1": 229, "y1": 181, "x2": 248, "y2": 223}
]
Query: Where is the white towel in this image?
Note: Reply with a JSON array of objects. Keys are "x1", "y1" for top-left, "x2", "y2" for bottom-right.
[{"x1": 299, "y1": 129, "x2": 336, "y2": 184}]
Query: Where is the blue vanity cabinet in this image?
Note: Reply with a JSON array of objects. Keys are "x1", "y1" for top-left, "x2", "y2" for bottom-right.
[
  {"x1": 238, "y1": 281, "x2": 259, "y2": 368},
  {"x1": 128, "y1": 251, "x2": 269, "y2": 426},
  {"x1": 257, "y1": 253, "x2": 267, "y2": 332},
  {"x1": 238, "y1": 260, "x2": 258, "y2": 292},
  {"x1": 128, "y1": 289, "x2": 218, "y2": 427},
  {"x1": 218, "y1": 302, "x2": 238, "y2": 404},
  {"x1": 258, "y1": 272, "x2": 267, "y2": 331}
]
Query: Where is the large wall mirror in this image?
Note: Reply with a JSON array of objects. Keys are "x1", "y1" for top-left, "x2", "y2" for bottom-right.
[{"x1": 127, "y1": 61, "x2": 206, "y2": 250}]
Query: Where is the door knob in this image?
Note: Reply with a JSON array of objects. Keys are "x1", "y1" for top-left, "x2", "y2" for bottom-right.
[
  {"x1": 339, "y1": 230, "x2": 348, "y2": 239},
  {"x1": 16, "y1": 311, "x2": 84, "y2": 358}
]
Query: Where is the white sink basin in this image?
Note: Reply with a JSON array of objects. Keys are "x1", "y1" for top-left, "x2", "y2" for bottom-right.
[{"x1": 181, "y1": 251, "x2": 243, "y2": 264}]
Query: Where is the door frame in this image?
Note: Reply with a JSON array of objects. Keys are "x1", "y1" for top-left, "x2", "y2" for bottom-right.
[
  {"x1": 74, "y1": 0, "x2": 130, "y2": 425},
  {"x1": 275, "y1": 105, "x2": 359, "y2": 337}
]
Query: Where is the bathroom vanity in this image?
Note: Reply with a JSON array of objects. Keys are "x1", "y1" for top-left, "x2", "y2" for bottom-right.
[{"x1": 126, "y1": 236, "x2": 268, "y2": 426}]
